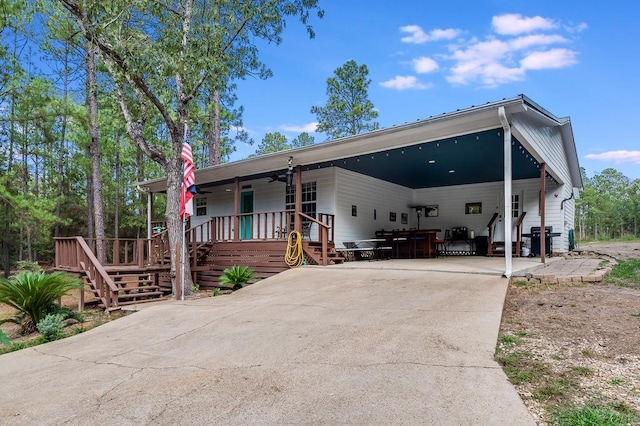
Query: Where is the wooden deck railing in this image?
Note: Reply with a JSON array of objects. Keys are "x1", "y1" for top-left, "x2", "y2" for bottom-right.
[
  {"x1": 210, "y1": 210, "x2": 294, "y2": 241},
  {"x1": 206, "y1": 210, "x2": 335, "y2": 243},
  {"x1": 55, "y1": 237, "x2": 120, "y2": 310},
  {"x1": 82, "y1": 236, "x2": 170, "y2": 268}
]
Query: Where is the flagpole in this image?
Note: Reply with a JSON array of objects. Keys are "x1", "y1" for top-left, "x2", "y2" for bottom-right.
[
  {"x1": 181, "y1": 216, "x2": 186, "y2": 301},
  {"x1": 180, "y1": 123, "x2": 189, "y2": 301}
]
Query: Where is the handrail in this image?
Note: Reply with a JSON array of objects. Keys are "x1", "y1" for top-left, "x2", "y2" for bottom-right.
[
  {"x1": 514, "y1": 211, "x2": 527, "y2": 256},
  {"x1": 298, "y1": 212, "x2": 330, "y2": 229},
  {"x1": 487, "y1": 212, "x2": 499, "y2": 256},
  {"x1": 297, "y1": 212, "x2": 332, "y2": 266},
  {"x1": 55, "y1": 237, "x2": 120, "y2": 310}
]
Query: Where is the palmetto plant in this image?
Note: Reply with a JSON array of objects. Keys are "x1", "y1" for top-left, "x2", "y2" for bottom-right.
[
  {"x1": 0, "y1": 271, "x2": 82, "y2": 333},
  {"x1": 218, "y1": 265, "x2": 256, "y2": 290}
]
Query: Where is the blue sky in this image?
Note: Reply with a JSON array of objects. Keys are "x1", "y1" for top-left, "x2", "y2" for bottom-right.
[{"x1": 233, "y1": 0, "x2": 640, "y2": 181}]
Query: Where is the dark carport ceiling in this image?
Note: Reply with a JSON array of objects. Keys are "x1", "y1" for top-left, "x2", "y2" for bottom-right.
[{"x1": 306, "y1": 128, "x2": 542, "y2": 188}]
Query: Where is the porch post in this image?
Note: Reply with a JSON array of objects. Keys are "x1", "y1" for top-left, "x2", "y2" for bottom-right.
[
  {"x1": 147, "y1": 191, "x2": 152, "y2": 240},
  {"x1": 234, "y1": 177, "x2": 240, "y2": 241},
  {"x1": 540, "y1": 163, "x2": 547, "y2": 263},
  {"x1": 499, "y1": 106, "x2": 513, "y2": 277},
  {"x1": 294, "y1": 165, "x2": 302, "y2": 233},
  {"x1": 147, "y1": 191, "x2": 153, "y2": 264}
]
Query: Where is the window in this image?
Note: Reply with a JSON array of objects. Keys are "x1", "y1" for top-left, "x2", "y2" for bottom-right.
[
  {"x1": 285, "y1": 182, "x2": 317, "y2": 227},
  {"x1": 196, "y1": 198, "x2": 207, "y2": 216},
  {"x1": 512, "y1": 194, "x2": 520, "y2": 218}
]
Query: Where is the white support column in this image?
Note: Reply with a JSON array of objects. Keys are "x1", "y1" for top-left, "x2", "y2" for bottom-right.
[
  {"x1": 499, "y1": 107, "x2": 513, "y2": 277},
  {"x1": 147, "y1": 191, "x2": 152, "y2": 240}
]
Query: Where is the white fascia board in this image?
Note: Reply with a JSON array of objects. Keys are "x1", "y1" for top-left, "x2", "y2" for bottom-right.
[{"x1": 139, "y1": 97, "x2": 528, "y2": 193}]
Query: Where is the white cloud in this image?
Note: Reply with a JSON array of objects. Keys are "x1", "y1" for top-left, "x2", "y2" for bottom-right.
[
  {"x1": 585, "y1": 151, "x2": 640, "y2": 164},
  {"x1": 520, "y1": 48, "x2": 578, "y2": 70},
  {"x1": 280, "y1": 122, "x2": 318, "y2": 133},
  {"x1": 400, "y1": 25, "x2": 461, "y2": 44},
  {"x1": 566, "y1": 22, "x2": 588, "y2": 33},
  {"x1": 492, "y1": 13, "x2": 556, "y2": 35},
  {"x1": 447, "y1": 61, "x2": 525, "y2": 87},
  {"x1": 379, "y1": 76, "x2": 431, "y2": 90},
  {"x1": 413, "y1": 56, "x2": 439, "y2": 73},
  {"x1": 393, "y1": 14, "x2": 582, "y2": 88},
  {"x1": 509, "y1": 34, "x2": 568, "y2": 50},
  {"x1": 445, "y1": 38, "x2": 522, "y2": 86}
]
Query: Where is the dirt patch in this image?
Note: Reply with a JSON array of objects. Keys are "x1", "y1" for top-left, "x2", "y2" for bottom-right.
[{"x1": 499, "y1": 242, "x2": 640, "y2": 425}]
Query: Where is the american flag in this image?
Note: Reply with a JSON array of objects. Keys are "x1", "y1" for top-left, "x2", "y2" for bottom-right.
[{"x1": 179, "y1": 141, "x2": 197, "y2": 220}]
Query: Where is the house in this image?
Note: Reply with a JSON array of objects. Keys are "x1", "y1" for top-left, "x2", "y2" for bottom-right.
[
  {"x1": 139, "y1": 94, "x2": 582, "y2": 279},
  {"x1": 55, "y1": 94, "x2": 580, "y2": 310}
]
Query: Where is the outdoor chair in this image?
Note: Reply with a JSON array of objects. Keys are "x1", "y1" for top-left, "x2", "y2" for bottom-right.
[{"x1": 301, "y1": 221, "x2": 312, "y2": 240}]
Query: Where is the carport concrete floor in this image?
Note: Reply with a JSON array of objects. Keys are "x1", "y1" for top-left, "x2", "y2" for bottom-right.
[{"x1": 0, "y1": 260, "x2": 538, "y2": 425}]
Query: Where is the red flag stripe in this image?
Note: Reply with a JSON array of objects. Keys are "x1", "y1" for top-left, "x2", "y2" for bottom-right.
[{"x1": 180, "y1": 141, "x2": 196, "y2": 219}]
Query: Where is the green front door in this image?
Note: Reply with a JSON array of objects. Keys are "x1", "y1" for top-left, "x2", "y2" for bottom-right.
[{"x1": 240, "y1": 191, "x2": 254, "y2": 240}]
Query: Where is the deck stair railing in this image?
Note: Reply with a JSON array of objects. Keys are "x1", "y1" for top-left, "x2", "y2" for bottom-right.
[
  {"x1": 298, "y1": 212, "x2": 332, "y2": 266},
  {"x1": 55, "y1": 237, "x2": 119, "y2": 310}
]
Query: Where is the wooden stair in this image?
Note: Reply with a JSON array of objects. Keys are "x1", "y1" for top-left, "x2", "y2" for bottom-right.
[
  {"x1": 81, "y1": 271, "x2": 167, "y2": 308},
  {"x1": 110, "y1": 273, "x2": 168, "y2": 306},
  {"x1": 487, "y1": 211, "x2": 526, "y2": 257},
  {"x1": 303, "y1": 242, "x2": 345, "y2": 266}
]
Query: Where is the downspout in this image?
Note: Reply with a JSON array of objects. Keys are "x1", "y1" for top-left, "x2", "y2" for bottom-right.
[{"x1": 498, "y1": 106, "x2": 513, "y2": 277}]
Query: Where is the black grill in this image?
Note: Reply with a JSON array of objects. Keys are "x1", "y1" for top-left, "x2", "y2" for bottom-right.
[
  {"x1": 530, "y1": 226, "x2": 552, "y2": 238},
  {"x1": 530, "y1": 226, "x2": 552, "y2": 256}
]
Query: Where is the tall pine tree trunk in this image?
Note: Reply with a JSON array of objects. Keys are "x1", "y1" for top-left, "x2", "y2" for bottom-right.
[
  {"x1": 207, "y1": 90, "x2": 221, "y2": 166},
  {"x1": 114, "y1": 139, "x2": 121, "y2": 239},
  {"x1": 55, "y1": 42, "x2": 71, "y2": 238},
  {"x1": 86, "y1": 43, "x2": 106, "y2": 263}
]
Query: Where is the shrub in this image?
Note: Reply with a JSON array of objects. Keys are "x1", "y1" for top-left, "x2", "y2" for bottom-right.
[
  {"x1": 49, "y1": 305, "x2": 84, "y2": 323},
  {"x1": 0, "y1": 329, "x2": 10, "y2": 346},
  {"x1": 15, "y1": 260, "x2": 43, "y2": 272},
  {"x1": 0, "y1": 271, "x2": 82, "y2": 333},
  {"x1": 218, "y1": 265, "x2": 256, "y2": 290},
  {"x1": 37, "y1": 313, "x2": 65, "y2": 341}
]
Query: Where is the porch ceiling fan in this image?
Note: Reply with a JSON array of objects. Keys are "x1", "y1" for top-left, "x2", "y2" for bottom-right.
[
  {"x1": 268, "y1": 156, "x2": 295, "y2": 186},
  {"x1": 268, "y1": 173, "x2": 288, "y2": 183}
]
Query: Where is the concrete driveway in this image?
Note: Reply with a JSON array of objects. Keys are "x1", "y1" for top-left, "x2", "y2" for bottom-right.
[{"x1": 0, "y1": 263, "x2": 535, "y2": 425}]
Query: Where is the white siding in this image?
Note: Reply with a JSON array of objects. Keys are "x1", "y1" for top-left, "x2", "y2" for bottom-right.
[
  {"x1": 190, "y1": 168, "x2": 335, "y2": 241},
  {"x1": 334, "y1": 168, "x2": 413, "y2": 247},
  {"x1": 512, "y1": 117, "x2": 576, "y2": 252},
  {"x1": 413, "y1": 179, "x2": 569, "y2": 252},
  {"x1": 190, "y1": 166, "x2": 574, "y2": 253}
]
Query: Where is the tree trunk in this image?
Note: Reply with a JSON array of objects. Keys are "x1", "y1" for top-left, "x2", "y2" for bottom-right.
[
  {"x1": 114, "y1": 140, "x2": 120, "y2": 239},
  {"x1": 55, "y1": 43, "x2": 71, "y2": 238},
  {"x1": 3, "y1": 204, "x2": 10, "y2": 278},
  {"x1": 207, "y1": 89, "x2": 221, "y2": 166},
  {"x1": 165, "y1": 149, "x2": 194, "y2": 295},
  {"x1": 86, "y1": 162, "x2": 94, "y2": 240},
  {"x1": 86, "y1": 43, "x2": 106, "y2": 262}
]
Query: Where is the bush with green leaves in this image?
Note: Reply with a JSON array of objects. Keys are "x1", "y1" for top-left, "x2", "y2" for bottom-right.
[
  {"x1": 15, "y1": 260, "x2": 43, "y2": 272},
  {"x1": 0, "y1": 329, "x2": 10, "y2": 346},
  {"x1": 218, "y1": 265, "x2": 256, "y2": 290},
  {"x1": 37, "y1": 313, "x2": 65, "y2": 341},
  {"x1": 49, "y1": 305, "x2": 84, "y2": 323},
  {"x1": 0, "y1": 271, "x2": 82, "y2": 333}
]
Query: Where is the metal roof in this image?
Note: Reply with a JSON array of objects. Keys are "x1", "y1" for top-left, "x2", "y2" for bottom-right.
[{"x1": 139, "y1": 95, "x2": 581, "y2": 193}]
